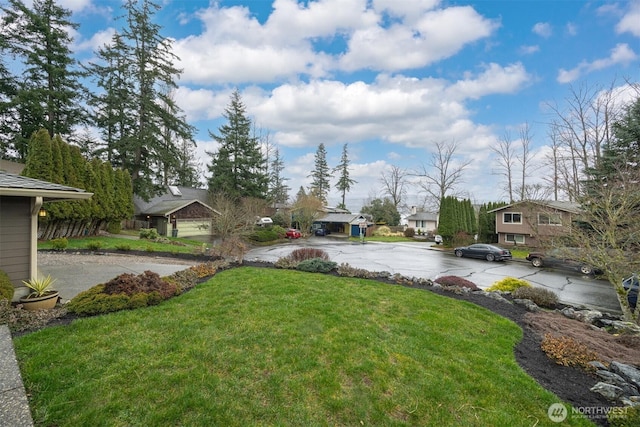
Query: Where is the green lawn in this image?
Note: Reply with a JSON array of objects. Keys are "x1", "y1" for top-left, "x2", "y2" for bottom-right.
[
  {"x1": 38, "y1": 235, "x2": 206, "y2": 254},
  {"x1": 14, "y1": 268, "x2": 592, "y2": 426}
]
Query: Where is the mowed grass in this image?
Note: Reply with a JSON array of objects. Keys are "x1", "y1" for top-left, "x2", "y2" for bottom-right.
[
  {"x1": 38, "y1": 235, "x2": 205, "y2": 254},
  {"x1": 14, "y1": 268, "x2": 592, "y2": 426}
]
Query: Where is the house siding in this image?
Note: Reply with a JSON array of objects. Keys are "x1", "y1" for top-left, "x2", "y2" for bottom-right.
[
  {"x1": 493, "y1": 203, "x2": 576, "y2": 247},
  {"x1": 0, "y1": 196, "x2": 31, "y2": 287}
]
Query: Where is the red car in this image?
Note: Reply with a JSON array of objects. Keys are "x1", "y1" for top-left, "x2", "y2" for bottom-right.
[{"x1": 285, "y1": 228, "x2": 302, "y2": 239}]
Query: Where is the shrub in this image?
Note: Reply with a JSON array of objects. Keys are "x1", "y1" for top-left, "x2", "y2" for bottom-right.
[
  {"x1": 434, "y1": 275, "x2": 479, "y2": 291},
  {"x1": 139, "y1": 228, "x2": 159, "y2": 240},
  {"x1": 211, "y1": 235, "x2": 248, "y2": 262},
  {"x1": 114, "y1": 243, "x2": 131, "y2": 251},
  {"x1": 50, "y1": 237, "x2": 68, "y2": 251},
  {"x1": 107, "y1": 221, "x2": 121, "y2": 234},
  {"x1": 540, "y1": 334, "x2": 600, "y2": 370},
  {"x1": 67, "y1": 271, "x2": 180, "y2": 316},
  {"x1": 189, "y1": 262, "x2": 218, "y2": 278},
  {"x1": 145, "y1": 245, "x2": 155, "y2": 252},
  {"x1": 249, "y1": 228, "x2": 281, "y2": 242},
  {"x1": 487, "y1": 277, "x2": 532, "y2": 292},
  {"x1": 512, "y1": 286, "x2": 559, "y2": 308},
  {"x1": 404, "y1": 228, "x2": 415, "y2": 238},
  {"x1": 274, "y1": 257, "x2": 298, "y2": 269},
  {"x1": 337, "y1": 263, "x2": 375, "y2": 279},
  {"x1": 287, "y1": 248, "x2": 330, "y2": 262},
  {"x1": 296, "y1": 258, "x2": 337, "y2": 273},
  {"x1": 373, "y1": 226, "x2": 392, "y2": 237},
  {"x1": 0, "y1": 270, "x2": 14, "y2": 301},
  {"x1": 166, "y1": 268, "x2": 199, "y2": 293},
  {"x1": 86, "y1": 241, "x2": 102, "y2": 251},
  {"x1": 103, "y1": 270, "x2": 178, "y2": 299}
]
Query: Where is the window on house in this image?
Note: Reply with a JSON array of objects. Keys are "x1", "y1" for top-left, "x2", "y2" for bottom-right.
[
  {"x1": 503, "y1": 212, "x2": 522, "y2": 224},
  {"x1": 505, "y1": 234, "x2": 525, "y2": 244},
  {"x1": 538, "y1": 213, "x2": 562, "y2": 225}
]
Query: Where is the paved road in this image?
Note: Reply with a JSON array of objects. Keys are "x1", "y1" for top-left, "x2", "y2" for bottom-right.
[{"x1": 246, "y1": 238, "x2": 622, "y2": 314}]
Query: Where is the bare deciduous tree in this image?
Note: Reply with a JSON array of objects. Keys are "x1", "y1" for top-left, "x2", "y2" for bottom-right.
[
  {"x1": 379, "y1": 165, "x2": 407, "y2": 210},
  {"x1": 518, "y1": 123, "x2": 532, "y2": 200},
  {"x1": 416, "y1": 141, "x2": 471, "y2": 211},
  {"x1": 574, "y1": 165, "x2": 640, "y2": 323},
  {"x1": 491, "y1": 131, "x2": 516, "y2": 202},
  {"x1": 545, "y1": 81, "x2": 624, "y2": 200}
]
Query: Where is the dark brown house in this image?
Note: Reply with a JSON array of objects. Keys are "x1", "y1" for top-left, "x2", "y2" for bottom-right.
[
  {"x1": 133, "y1": 186, "x2": 219, "y2": 238},
  {"x1": 0, "y1": 171, "x2": 92, "y2": 300},
  {"x1": 488, "y1": 200, "x2": 581, "y2": 247}
]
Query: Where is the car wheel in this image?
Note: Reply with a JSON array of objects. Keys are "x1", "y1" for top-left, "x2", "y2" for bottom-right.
[
  {"x1": 486, "y1": 253, "x2": 495, "y2": 262},
  {"x1": 531, "y1": 258, "x2": 543, "y2": 268},
  {"x1": 455, "y1": 250, "x2": 463, "y2": 257},
  {"x1": 580, "y1": 265, "x2": 593, "y2": 275}
]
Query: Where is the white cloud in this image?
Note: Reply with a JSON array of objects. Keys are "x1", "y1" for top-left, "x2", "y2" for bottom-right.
[
  {"x1": 74, "y1": 27, "x2": 115, "y2": 52},
  {"x1": 519, "y1": 45, "x2": 539, "y2": 55},
  {"x1": 557, "y1": 43, "x2": 638, "y2": 83},
  {"x1": 447, "y1": 62, "x2": 531, "y2": 100},
  {"x1": 340, "y1": 6, "x2": 498, "y2": 71},
  {"x1": 616, "y1": 0, "x2": 640, "y2": 37},
  {"x1": 532, "y1": 22, "x2": 552, "y2": 38}
]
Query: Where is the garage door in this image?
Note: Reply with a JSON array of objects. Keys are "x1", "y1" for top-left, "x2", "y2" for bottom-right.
[{"x1": 176, "y1": 219, "x2": 212, "y2": 238}]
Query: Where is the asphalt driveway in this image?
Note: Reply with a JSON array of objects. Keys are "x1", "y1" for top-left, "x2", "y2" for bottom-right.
[{"x1": 246, "y1": 238, "x2": 623, "y2": 314}]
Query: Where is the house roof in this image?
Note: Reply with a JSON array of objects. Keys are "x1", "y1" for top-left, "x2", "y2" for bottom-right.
[
  {"x1": 0, "y1": 171, "x2": 92, "y2": 201},
  {"x1": 316, "y1": 213, "x2": 372, "y2": 224},
  {"x1": 406, "y1": 212, "x2": 438, "y2": 221},
  {"x1": 487, "y1": 200, "x2": 581, "y2": 214},
  {"x1": 134, "y1": 186, "x2": 218, "y2": 217}
]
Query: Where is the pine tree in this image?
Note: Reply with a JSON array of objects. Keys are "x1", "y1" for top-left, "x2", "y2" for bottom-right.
[
  {"x1": 308, "y1": 143, "x2": 332, "y2": 204},
  {"x1": 207, "y1": 90, "x2": 268, "y2": 199},
  {"x1": 0, "y1": 31, "x2": 18, "y2": 159},
  {"x1": 1, "y1": 0, "x2": 87, "y2": 159},
  {"x1": 268, "y1": 147, "x2": 290, "y2": 204},
  {"x1": 334, "y1": 143, "x2": 356, "y2": 209},
  {"x1": 86, "y1": 0, "x2": 195, "y2": 200}
]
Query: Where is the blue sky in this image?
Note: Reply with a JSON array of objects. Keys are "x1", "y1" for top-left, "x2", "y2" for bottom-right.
[{"x1": 40, "y1": 0, "x2": 640, "y2": 212}]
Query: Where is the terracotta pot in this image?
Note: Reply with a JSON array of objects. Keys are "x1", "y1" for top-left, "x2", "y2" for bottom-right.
[{"x1": 19, "y1": 291, "x2": 59, "y2": 311}]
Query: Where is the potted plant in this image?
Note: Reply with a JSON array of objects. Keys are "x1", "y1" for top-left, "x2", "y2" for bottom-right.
[{"x1": 19, "y1": 275, "x2": 59, "y2": 310}]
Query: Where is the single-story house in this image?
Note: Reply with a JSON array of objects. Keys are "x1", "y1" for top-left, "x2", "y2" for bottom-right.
[
  {"x1": 313, "y1": 212, "x2": 373, "y2": 237},
  {"x1": 133, "y1": 185, "x2": 219, "y2": 238},
  {"x1": 488, "y1": 200, "x2": 581, "y2": 247},
  {"x1": 406, "y1": 206, "x2": 438, "y2": 234},
  {"x1": 0, "y1": 171, "x2": 92, "y2": 300}
]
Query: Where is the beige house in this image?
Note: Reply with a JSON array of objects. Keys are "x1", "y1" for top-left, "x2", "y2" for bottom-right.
[
  {"x1": 0, "y1": 171, "x2": 92, "y2": 300},
  {"x1": 488, "y1": 200, "x2": 581, "y2": 247},
  {"x1": 406, "y1": 206, "x2": 438, "y2": 234}
]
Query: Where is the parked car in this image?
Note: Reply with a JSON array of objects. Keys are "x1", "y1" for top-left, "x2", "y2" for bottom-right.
[
  {"x1": 314, "y1": 228, "x2": 331, "y2": 236},
  {"x1": 434, "y1": 235, "x2": 443, "y2": 245},
  {"x1": 285, "y1": 228, "x2": 302, "y2": 239},
  {"x1": 454, "y1": 244, "x2": 512, "y2": 262},
  {"x1": 622, "y1": 274, "x2": 638, "y2": 310},
  {"x1": 526, "y1": 248, "x2": 596, "y2": 275}
]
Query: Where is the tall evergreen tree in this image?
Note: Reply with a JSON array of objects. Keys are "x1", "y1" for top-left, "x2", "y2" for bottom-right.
[
  {"x1": 1, "y1": 0, "x2": 87, "y2": 159},
  {"x1": 334, "y1": 143, "x2": 356, "y2": 209},
  {"x1": 207, "y1": 90, "x2": 268, "y2": 199},
  {"x1": 86, "y1": 0, "x2": 195, "y2": 200},
  {"x1": 308, "y1": 143, "x2": 332, "y2": 204},
  {"x1": 268, "y1": 147, "x2": 290, "y2": 204},
  {"x1": 0, "y1": 30, "x2": 18, "y2": 159}
]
